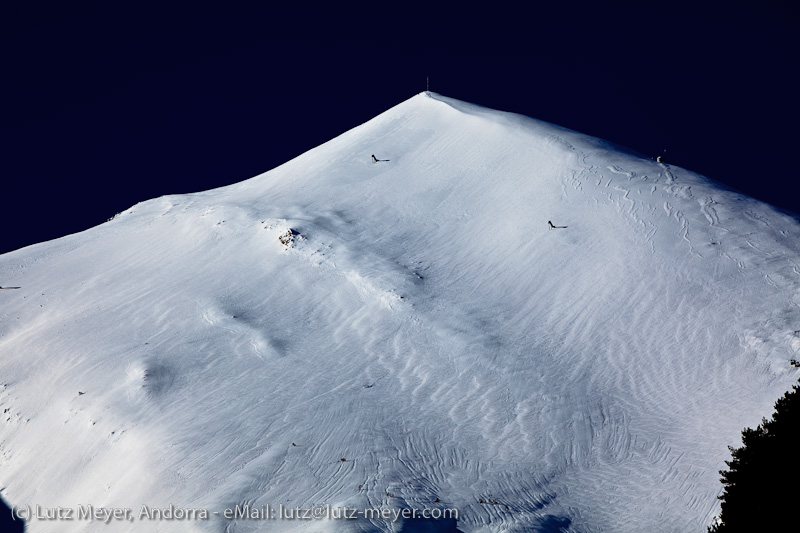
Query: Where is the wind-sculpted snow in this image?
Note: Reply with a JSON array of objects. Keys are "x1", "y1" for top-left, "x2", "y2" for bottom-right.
[{"x1": 1, "y1": 93, "x2": 799, "y2": 532}]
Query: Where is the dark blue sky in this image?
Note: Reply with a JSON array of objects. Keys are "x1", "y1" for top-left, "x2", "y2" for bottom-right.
[{"x1": 2, "y1": 2, "x2": 798, "y2": 255}]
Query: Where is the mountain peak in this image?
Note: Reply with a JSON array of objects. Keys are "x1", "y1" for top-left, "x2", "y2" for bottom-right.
[{"x1": 1, "y1": 94, "x2": 798, "y2": 532}]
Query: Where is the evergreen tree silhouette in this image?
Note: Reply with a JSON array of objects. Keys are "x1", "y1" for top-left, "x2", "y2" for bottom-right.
[{"x1": 710, "y1": 379, "x2": 800, "y2": 531}]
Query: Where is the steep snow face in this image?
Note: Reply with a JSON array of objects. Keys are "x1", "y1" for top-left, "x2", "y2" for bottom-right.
[{"x1": 1, "y1": 93, "x2": 799, "y2": 532}]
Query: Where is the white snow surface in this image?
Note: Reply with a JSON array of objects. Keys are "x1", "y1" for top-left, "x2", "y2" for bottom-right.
[{"x1": 2, "y1": 92, "x2": 800, "y2": 532}]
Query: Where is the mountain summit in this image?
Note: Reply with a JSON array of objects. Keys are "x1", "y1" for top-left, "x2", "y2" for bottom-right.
[{"x1": 1, "y1": 93, "x2": 799, "y2": 532}]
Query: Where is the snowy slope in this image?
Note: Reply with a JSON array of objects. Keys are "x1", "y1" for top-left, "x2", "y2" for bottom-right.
[{"x1": 1, "y1": 92, "x2": 799, "y2": 532}]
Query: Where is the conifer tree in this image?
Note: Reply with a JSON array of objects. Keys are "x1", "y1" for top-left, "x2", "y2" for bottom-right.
[{"x1": 709, "y1": 379, "x2": 800, "y2": 531}]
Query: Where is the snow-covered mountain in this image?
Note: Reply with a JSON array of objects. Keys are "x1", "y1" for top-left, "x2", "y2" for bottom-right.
[{"x1": 2, "y1": 92, "x2": 799, "y2": 532}]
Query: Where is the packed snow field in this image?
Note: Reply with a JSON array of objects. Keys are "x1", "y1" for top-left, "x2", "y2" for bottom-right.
[{"x1": 1, "y1": 93, "x2": 799, "y2": 532}]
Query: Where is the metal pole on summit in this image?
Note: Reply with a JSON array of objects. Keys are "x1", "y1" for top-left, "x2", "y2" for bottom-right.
[{"x1": 426, "y1": 76, "x2": 430, "y2": 95}]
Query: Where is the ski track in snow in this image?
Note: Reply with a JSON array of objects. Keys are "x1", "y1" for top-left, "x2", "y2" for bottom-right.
[{"x1": 1, "y1": 92, "x2": 799, "y2": 532}]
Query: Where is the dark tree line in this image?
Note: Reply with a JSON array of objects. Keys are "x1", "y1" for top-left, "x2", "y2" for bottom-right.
[{"x1": 709, "y1": 378, "x2": 800, "y2": 532}]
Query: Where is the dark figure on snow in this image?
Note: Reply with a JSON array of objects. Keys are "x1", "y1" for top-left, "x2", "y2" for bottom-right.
[
  {"x1": 371, "y1": 154, "x2": 389, "y2": 163},
  {"x1": 548, "y1": 221, "x2": 556, "y2": 230}
]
